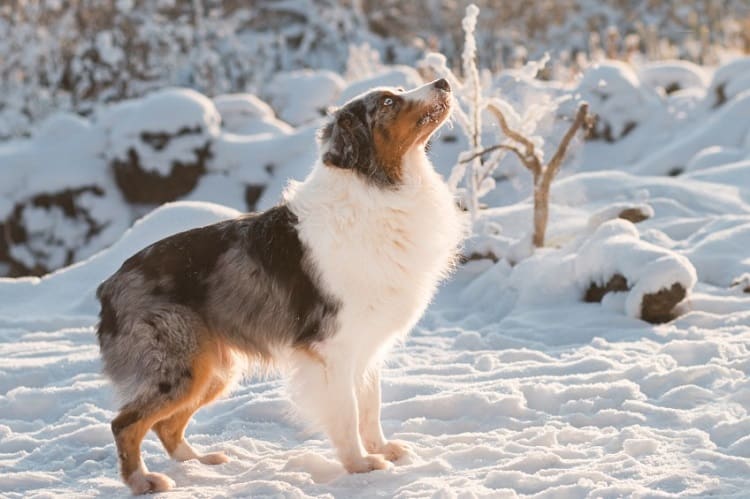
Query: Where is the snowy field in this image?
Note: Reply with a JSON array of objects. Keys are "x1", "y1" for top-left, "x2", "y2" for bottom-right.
[
  {"x1": 1, "y1": 199, "x2": 750, "y2": 497},
  {"x1": 2, "y1": 6, "x2": 750, "y2": 497}
]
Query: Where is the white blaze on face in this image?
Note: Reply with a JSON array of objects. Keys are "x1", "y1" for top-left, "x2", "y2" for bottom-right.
[
  {"x1": 400, "y1": 80, "x2": 452, "y2": 128},
  {"x1": 401, "y1": 81, "x2": 446, "y2": 107}
]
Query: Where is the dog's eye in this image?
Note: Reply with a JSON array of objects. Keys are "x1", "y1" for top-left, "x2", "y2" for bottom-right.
[{"x1": 382, "y1": 97, "x2": 394, "y2": 107}]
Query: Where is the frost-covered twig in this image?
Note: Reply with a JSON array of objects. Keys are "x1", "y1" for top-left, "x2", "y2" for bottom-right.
[
  {"x1": 544, "y1": 102, "x2": 590, "y2": 186},
  {"x1": 460, "y1": 143, "x2": 527, "y2": 166},
  {"x1": 461, "y1": 4, "x2": 482, "y2": 218},
  {"x1": 472, "y1": 102, "x2": 590, "y2": 248},
  {"x1": 485, "y1": 103, "x2": 543, "y2": 177},
  {"x1": 486, "y1": 105, "x2": 542, "y2": 173}
]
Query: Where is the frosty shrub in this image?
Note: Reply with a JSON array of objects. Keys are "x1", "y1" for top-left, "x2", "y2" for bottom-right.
[
  {"x1": 1, "y1": 187, "x2": 113, "y2": 276},
  {"x1": 0, "y1": 0, "x2": 372, "y2": 139},
  {"x1": 102, "y1": 88, "x2": 221, "y2": 204},
  {"x1": 1, "y1": 1, "x2": 747, "y2": 138},
  {"x1": 577, "y1": 220, "x2": 697, "y2": 324},
  {"x1": 424, "y1": 4, "x2": 590, "y2": 248}
]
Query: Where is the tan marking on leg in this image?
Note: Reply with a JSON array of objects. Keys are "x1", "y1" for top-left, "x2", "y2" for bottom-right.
[
  {"x1": 152, "y1": 343, "x2": 232, "y2": 465},
  {"x1": 153, "y1": 376, "x2": 229, "y2": 459},
  {"x1": 152, "y1": 408, "x2": 194, "y2": 457},
  {"x1": 112, "y1": 341, "x2": 222, "y2": 488}
]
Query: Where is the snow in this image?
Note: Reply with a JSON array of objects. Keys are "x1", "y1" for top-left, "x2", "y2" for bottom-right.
[
  {"x1": 685, "y1": 146, "x2": 747, "y2": 173},
  {"x1": 213, "y1": 94, "x2": 294, "y2": 136},
  {"x1": 337, "y1": 67, "x2": 424, "y2": 106},
  {"x1": 575, "y1": 61, "x2": 663, "y2": 141},
  {"x1": 4, "y1": 232, "x2": 749, "y2": 496},
  {"x1": 574, "y1": 220, "x2": 697, "y2": 319},
  {"x1": 637, "y1": 60, "x2": 709, "y2": 93},
  {"x1": 631, "y1": 90, "x2": 750, "y2": 175},
  {"x1": 706, "y1": 56, "x2": 750, "y2": 106},
  {"x1": 0, "y1": 113, "x2": 110, "y2": 217},
  {"x1": 103, "y1": 88, "x2": 221, "y2": 176},
  {"x1": 263, "y1": 70, "x2": 345, "y2": 126},
  {"x1": 2, "y1": 28, "x2": 750, "y2": 498}
]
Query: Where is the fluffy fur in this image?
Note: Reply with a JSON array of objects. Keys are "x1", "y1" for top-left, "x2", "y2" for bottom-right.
[{"x1": 96, "y1": 78, "x2": 464, "y2": 494}]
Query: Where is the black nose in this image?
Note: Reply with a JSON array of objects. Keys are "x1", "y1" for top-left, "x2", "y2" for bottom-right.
[{"x1": 434, "y1": 78, "x2": 451, "y2": 92}]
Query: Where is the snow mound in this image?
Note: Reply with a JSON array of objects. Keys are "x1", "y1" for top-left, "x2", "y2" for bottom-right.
[
  {"x1": 0, "y1": 114, "x2": 110, "y2": 217},
  {"x1": 576, "y1": 61, "x2": 662, "y2": 142},
  {"x1": 0, "y1": 201, "x2": 239, "y2": 320},
  {"x1": 637, "y1": 60, "x2": 709, "y2": 95},
  {"x1": 212, "y1": 126, "x2": 318, "y2": 211},
  {"x1": 103, "y1": 88, "x2": 221, "y2": 148},
  {"x1": 337, "y1": 66, "x2": 423, "y2": 105},
  {"x1": 0, "y1": 112, "x2": 130, "y2": 277},
  {"x1": 102, "y1": 88, "x2": 220, "y2": 203},
  {"x1": 632, "y1": 90, "x2": 750, "y2": 175},
  {"x1": 587, "y1": 202, "x2": 654, "y2": 227},
  {"x1": 264, "y1": 70, "x2": 345, "y2": 126},
  {"x1": 685, "y1": 146, "x2": 747, "y2": 173},
  {"x1": 213, "y1": 94, "x2": 293, "y2": 136},
  {"x1": 1, "y1": 186, "x2": 130, "y2": 277},
  {"x1": 576, "y1": 220, "x2": 697, "y2": 322},
  {"x1": 34, "y1": 112, "x2": 93, "y2": 142},
  {"x1": 682, "y1": 215, "x2": 750, "y2": 287},
  {"x1": 706, "y1": 56, "x2": 750, "y2": 107}
]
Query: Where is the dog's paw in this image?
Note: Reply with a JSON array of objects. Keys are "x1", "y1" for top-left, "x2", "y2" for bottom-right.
[
  {"x1": 126, "y1": 470, "x2": 175, "y2": 495},
  {"x1": 342, "y1": 453, "x2": 390, "y2": 473},
  {"x1": 198, "y1": 451, "x2": 230, "y2": 465},
  {"x1": 380, "y1": 440, "x2": 410, "y2": 462}
]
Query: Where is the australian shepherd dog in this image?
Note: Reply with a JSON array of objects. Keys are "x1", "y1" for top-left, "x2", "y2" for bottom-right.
[{"x1": 96, "y1": 78, "x2": 464, "y2": 494}]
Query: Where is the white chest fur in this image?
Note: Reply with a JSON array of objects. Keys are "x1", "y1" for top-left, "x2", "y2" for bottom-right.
[{"x1": 287, "y1": 151, "x2": 464, "y2": 358}]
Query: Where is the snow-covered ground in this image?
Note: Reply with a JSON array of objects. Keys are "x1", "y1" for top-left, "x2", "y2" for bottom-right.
[
  {"x1": 1, "y1": 199, "x2": 750, "y2": 497},
  {"x1": 1, "y1": 26, "x2": 750, "y2": 498}
]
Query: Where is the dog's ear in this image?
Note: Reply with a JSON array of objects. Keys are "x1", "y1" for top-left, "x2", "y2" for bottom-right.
[{"x1": 320, "y1": 104, "x2": 372, "y2": 171}]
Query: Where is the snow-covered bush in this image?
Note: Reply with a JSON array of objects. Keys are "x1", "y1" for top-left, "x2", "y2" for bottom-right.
[
  {"x1": 0, "y1": 112, "x2": 130, "y2": 276},
  {"x1": 637, "y1": 60, "x2": 709, "y2": 96},
  {"x1": 576, "y1": 220, "x2": 697, "y2": 323},
  {"x1": 685, "y1": 146, "x2": 746, "y2": 173},
  {"x1": 263, "y1": 70, "x2": 345, "y2": 126},
  {"x1": 705, "y1": 56, "x2": 750, "y2": 107},
  {"x1": 1, "y1": 186, "x2": 122, "y2": 277},
  {"x1": 102, "y1": 88, "x2": 220, "y2": 204},
  {"x1": 494, "y1": 217, "x2": 697, "y2": 324},
  {"x1": 362, "y1": 0, "x2": 749, "y2": 74},
  {"x1": 3, "y1": 1, "x2": 747, "y2": 139},
  {"x1": 575, "y1": 61, "x2": 662, "y2": 142},
  {"x1": 0, "y1": 0, "x2": 373, "y2": 139},
  {"x1": 213, "y1": 94, "x2": 293, "y2": 136},
  {"x1": 632, "y1": 78, "x2": 750, "y2": 176},
  {"x1": 424, "y1": 5, "x2": 589, "y2": 251},
  {"x1": 336, "y1": 66, "x2": 423, "y2": 105}
]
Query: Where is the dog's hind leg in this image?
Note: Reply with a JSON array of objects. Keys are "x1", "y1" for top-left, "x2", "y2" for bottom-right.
[
  {"x1": 153, "y1": 376, "x2": 230, "y2": 465},
  {"x1": 111, "y1": 344, "x2": 218, "y2": 494},
  {"x1": 112, "y1": 403, "x2": 177, "y2": 494}
]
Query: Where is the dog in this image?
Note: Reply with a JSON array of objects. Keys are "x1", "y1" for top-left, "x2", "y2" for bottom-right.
[{"x1": 96, "y1": 78, "x2": 464, "y2": 494}]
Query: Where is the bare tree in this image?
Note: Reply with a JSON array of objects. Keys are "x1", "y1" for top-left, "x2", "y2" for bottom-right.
[{"x1": 462, "y1": 102, "x2": 591, "y2": 248}]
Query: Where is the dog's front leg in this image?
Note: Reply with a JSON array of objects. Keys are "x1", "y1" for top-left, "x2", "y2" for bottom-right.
[
  {"x1": 357, "y1": 366, "x2": 409, "y2": 462},
  {"x1": 290, "y1": 350, "x2": 389, "y2": 473}
]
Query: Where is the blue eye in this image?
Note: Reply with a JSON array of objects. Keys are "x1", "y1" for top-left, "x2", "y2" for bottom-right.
[{"x1": 383, "y1": 97, "x2": 394, "y2": 106}]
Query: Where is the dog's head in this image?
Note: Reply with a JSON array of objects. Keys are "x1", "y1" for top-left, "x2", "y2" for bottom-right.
[{"x1": 318, "y1": 78, "x2": 452, "y2": 186}]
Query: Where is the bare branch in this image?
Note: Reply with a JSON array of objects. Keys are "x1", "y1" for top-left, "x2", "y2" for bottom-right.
[
  {"x1": 485, "y1": 101, "x2": 543, "y2": 177},
  {"x1": 542, "y1": 102, "x2": 589, "y2": 188},
  {"x1": 532, "y1": 102, "x2": 590, "y2": 248},
  {"x1": 460, "y1": 143, "x2": 526, "y2": 165}
]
